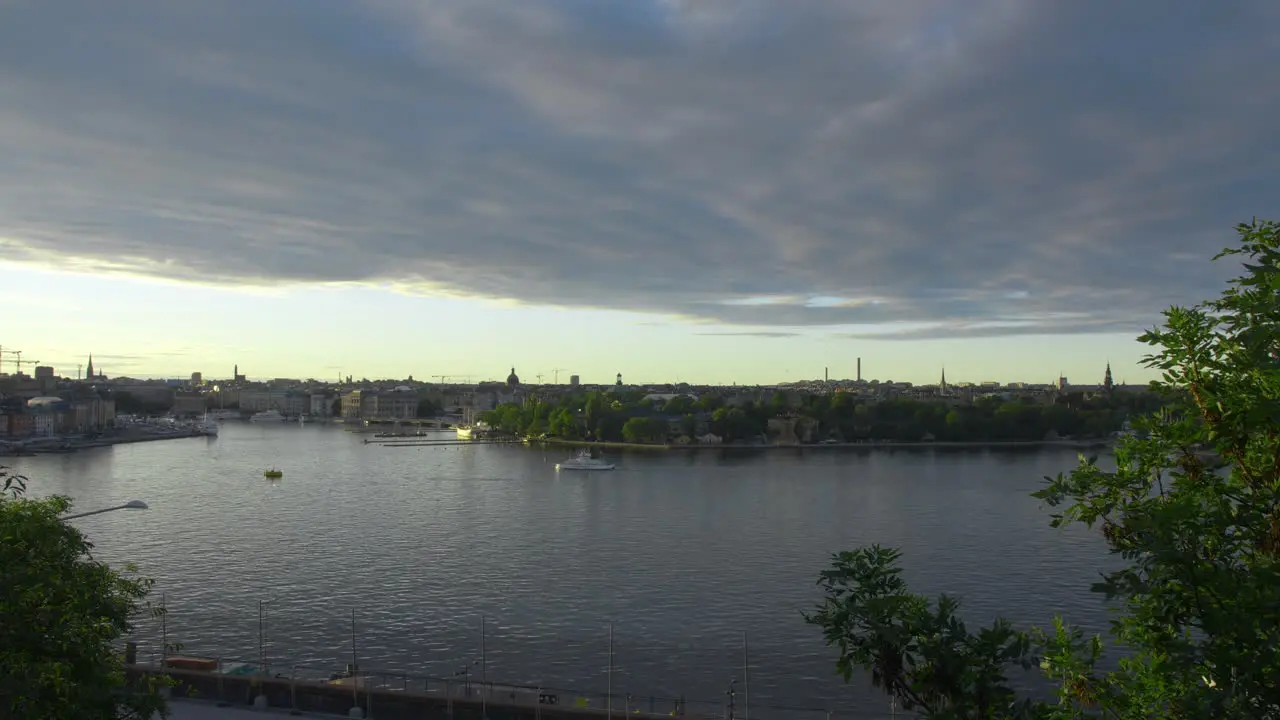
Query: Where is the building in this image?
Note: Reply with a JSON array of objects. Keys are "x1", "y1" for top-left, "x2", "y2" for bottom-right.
[
  {"x1": 33, "y1": 366, "x2": 56, "y2": 394},
  {"x1": 569, "y1": 375, "x2": 580, "y2": 387},
  {"x1": 191, "y1": 372, "x2": 203, "y2": 386},
  {"x1": 309, "y1": 392, "x2": 336, "y2": 418},
  {"x1": 238, "y1": 389, "x2": 308, "y2": 416},
  {"x1": 172, "y1": 393, "x2": 208, "y2": 417},
  {"x1": 26, "y1": 397, "x2": 65, "y2": 436},
  {"x1": 340, "y1": 390, "x2": 418, "y2": 421},
  {"x1": 68, "y1": 396, "x2": 116, "y2": 433},
  {"x1": 372, "y1": 391, "x2": 418, "y2": 420}
]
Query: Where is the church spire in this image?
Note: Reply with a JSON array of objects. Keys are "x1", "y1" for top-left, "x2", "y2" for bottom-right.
[
  {"x1": 1104, "y1": 361, "x2": 1114, "y2": 394},
  {"x1": 940, "y1": 366, "x2": 947, "y2": 392},
  {"x1": 86, "y1": 353, "x2": 95, "y2": 380}
]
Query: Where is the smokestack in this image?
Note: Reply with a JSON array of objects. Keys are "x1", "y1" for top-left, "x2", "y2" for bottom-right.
[
  {"x1": 825, "y1": 366, "x2": 829, "y2": 382},
  {"x1": 857, "y1": 357, "x2": 862, "y2": 381}
]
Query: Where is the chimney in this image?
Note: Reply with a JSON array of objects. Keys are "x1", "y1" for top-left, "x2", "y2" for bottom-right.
[
  {"x1": 857, "y1": 357, "x2": 862, "y2": 381},
  {"x1": 825, "y1": 367, "x2": 829, "y2": 382}
]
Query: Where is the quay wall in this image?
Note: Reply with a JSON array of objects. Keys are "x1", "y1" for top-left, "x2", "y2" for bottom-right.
[
  {"x1": 533, "y1": 438, "x2": 1111, "y2": 452},
  {"x1": 127, "y1": 665, "x2": 696, "y2": 720}
]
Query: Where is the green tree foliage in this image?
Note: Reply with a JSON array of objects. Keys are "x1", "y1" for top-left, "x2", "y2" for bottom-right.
[
  {"x1": 621, "y1": 416, "x2": 668, "y2": 444},
  {"x1": 0, "y1": 467, "x2": 169, "y2": 719},
  {"x1": 476, "y1": 384, "x2": 1161, "y2": 446},
  {"x1": 805, "y1": 219, "x2": 1280, "y2": 719},
  {"x1": 415, "y1": 397, "x2": 441, "y2": 418}
]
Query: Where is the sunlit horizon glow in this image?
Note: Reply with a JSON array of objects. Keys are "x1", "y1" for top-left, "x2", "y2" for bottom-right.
[
  {"x1": 1, "y1": 2, "x2": 1274, "y2": 385},
  {"x1": 3, "y1": 263, "x2": 1160, "y2": 386}
]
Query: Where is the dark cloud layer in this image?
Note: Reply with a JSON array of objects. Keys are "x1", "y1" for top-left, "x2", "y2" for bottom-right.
[{"x1": 1, "y1": 0, "x2": 1276, "y2": 337}]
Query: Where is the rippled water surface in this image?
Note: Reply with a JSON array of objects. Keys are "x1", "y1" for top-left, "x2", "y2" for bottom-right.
[{"x1": 13, "y1": 423, "x2": 1113, "y2": 716}]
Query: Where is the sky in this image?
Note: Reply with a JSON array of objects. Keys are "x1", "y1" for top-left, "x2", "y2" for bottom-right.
[{"x1": 1, "y1": 1, "x2": 1277, "y2": 385}]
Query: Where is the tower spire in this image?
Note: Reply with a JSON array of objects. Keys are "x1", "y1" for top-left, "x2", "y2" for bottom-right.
[
  {"x1": 940, "y1": 366, "x2": 947, "y2": 392},
  {"x1": 1104, "y1": 361, "x2": 1114, "y2": 394},
  {"x1": 86, "y1": 353, "x2": 95, "y2": 380}
]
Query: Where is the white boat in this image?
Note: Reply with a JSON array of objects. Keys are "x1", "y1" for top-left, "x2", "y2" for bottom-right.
[
  {"x1": 208, "y1": 409, "x2": 239, "y2": 420},
  {"x1": 455, "y1": 421, "x2": 491, "y2": 440},
  {"x1": 555, "y1": 450, "x2": 615, "y2": 471},
  {"x1": 249, "y1": 410, "x2": 288, "y2": 423}
]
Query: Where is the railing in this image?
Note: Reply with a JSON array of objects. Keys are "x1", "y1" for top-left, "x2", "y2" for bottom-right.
[{"x1": 136, "y1": 654, "x2": 914, "y2": 720}]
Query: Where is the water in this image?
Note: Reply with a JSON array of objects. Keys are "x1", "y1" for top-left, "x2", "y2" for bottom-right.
[{"x1": 10, "y1": 422, "x2": 1113, "y2": 717}]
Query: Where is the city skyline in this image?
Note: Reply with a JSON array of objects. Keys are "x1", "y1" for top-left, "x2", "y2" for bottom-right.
[{"x1": 3, "y1": 2, "x2": 1276, "y2": 384}]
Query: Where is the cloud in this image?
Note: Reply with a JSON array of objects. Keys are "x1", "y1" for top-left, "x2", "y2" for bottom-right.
[
  {"x1": 1, "y1": 0, "x2": 1277, "y2": 338},
  {"x1": 696, "y1": 331, "x2": 800, "y2": 338}
]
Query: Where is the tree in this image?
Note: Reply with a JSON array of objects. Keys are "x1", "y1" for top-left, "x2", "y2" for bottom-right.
[
  {"x1": 0, "y1": 467, "x2": 169, "y2": 719},
  {"x1": 679, "y1": 413, "x2": 698, "y2": 439},
  {"x1": 662, "y1": 395, "x2": 695, "y2": 415},
  {"x1": 806, "y1": 219, "x2": 1280, "y2": 719},
  {"x1": 415, "y1": 397, "x2": 441, "y2": 418},
  {"x1": 621, "y1": 416, "x2": 668, "y2": 444},
  {"x1": 548, "y1": 408, "x2": 581, "y2": 439}
]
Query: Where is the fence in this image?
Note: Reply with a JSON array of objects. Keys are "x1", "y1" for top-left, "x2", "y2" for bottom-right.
[
  {"x1": 135, "y1": 656, "x2": 914, "y2": 720},
  {"x1": 129, "y1": 599, "x2": 917, "y2": 720}
]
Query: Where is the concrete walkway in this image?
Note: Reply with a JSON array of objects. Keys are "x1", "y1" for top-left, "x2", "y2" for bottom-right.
[{"x1": 166, "y1": 699, "x2": 341, "y2": 718}]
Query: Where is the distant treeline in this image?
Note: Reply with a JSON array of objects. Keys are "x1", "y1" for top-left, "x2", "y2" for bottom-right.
[{"x1": 478, "y1": 388, "x2": 1169, "y2": 444}]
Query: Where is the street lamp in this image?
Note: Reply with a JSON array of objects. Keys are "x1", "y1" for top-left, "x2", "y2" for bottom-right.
[{"x1": 62, "y1": 500, "x2": 149, "y2": 520}]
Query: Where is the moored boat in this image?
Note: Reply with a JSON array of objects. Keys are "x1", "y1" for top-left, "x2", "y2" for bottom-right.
[{"x1": 555, "y1": 450, "x2": 615, "y2": 471}]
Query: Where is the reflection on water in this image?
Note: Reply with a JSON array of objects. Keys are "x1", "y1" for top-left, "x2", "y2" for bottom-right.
[{"x1": 13, "y1": 424, "x2": 1111, "y2": 715}]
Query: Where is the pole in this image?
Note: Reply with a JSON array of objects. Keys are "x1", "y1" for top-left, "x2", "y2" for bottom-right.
[
  {"x1": 62, "y1": 502, "x2": 146, "y2": 520},
  {"x1": 607, "y1": 622, "x2": 614, "y2": 720},
  {"x1": 161, "y1": 593, "x2": 168, "y2": 666},
  {"x1": 742, "y1": 633, "x2": 750, "y2": 720},
  {"x1": 351, "y1": 608, "x2": 359, "y2": 711},
  {"x1": 481, "y1": 616, "x2": 488, "y2": 720},
  {"x1": 259, "y1": 601, "x2": 265, "y2": 677}
]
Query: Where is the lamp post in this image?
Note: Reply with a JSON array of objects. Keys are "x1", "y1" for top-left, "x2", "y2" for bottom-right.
[
  {"x1": 255, "y1": 596, "x2": 278, "y2": 709},
  {"x1": 258, "y1": 596, "x2": 278, "y2": 674},
  {"x1": 62, "y1": 500, "x2": 149, "y2": 520}
]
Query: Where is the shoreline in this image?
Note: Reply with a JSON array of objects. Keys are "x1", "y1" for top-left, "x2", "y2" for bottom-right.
[
  {"x1": 1, "y1": 430, "x2": 210, "y2": 456},
  {"x1": 530, "y1": 438, "x2": 1113, "y2": 451}
]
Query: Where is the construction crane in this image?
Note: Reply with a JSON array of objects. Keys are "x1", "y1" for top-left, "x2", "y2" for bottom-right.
[
  {"x1": 13, "y1": 351, "x2": 38, "y2": 376},
  {"x1": 551, "y1": 368, "x2": 569, "y2": 384},
  {"x1": 536, "y1": 373, "x2": 544, "y2": 384},
  {"x1": 432, "y1": 375, "x2": 476, "y2": 384}
]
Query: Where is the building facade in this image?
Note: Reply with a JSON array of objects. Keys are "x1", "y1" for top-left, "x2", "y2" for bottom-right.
[{"x1": 340, "y1": 390, "x2": 419, "y2": 421}]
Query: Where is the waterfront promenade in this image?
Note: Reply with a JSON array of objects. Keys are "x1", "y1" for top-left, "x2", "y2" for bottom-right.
[{"x1": 130, "y1": 662, "x2": 905, "y2": 720}]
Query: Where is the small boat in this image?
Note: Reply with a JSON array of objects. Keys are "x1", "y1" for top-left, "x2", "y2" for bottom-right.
[
  {"x1": 250, "y1": 410, "x2": 288, "y2": 423},
  {"x1": 264, "y1": 468, "x2": 283, "y2": 478},
  {"x1": 555, "y1": 450, "x2": 615, "y2": 471}
]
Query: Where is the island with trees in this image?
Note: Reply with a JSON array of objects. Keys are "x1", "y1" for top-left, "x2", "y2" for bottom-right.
[{"x1": 476, "y1": 384, "x2": 1167, "y2": 448}]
